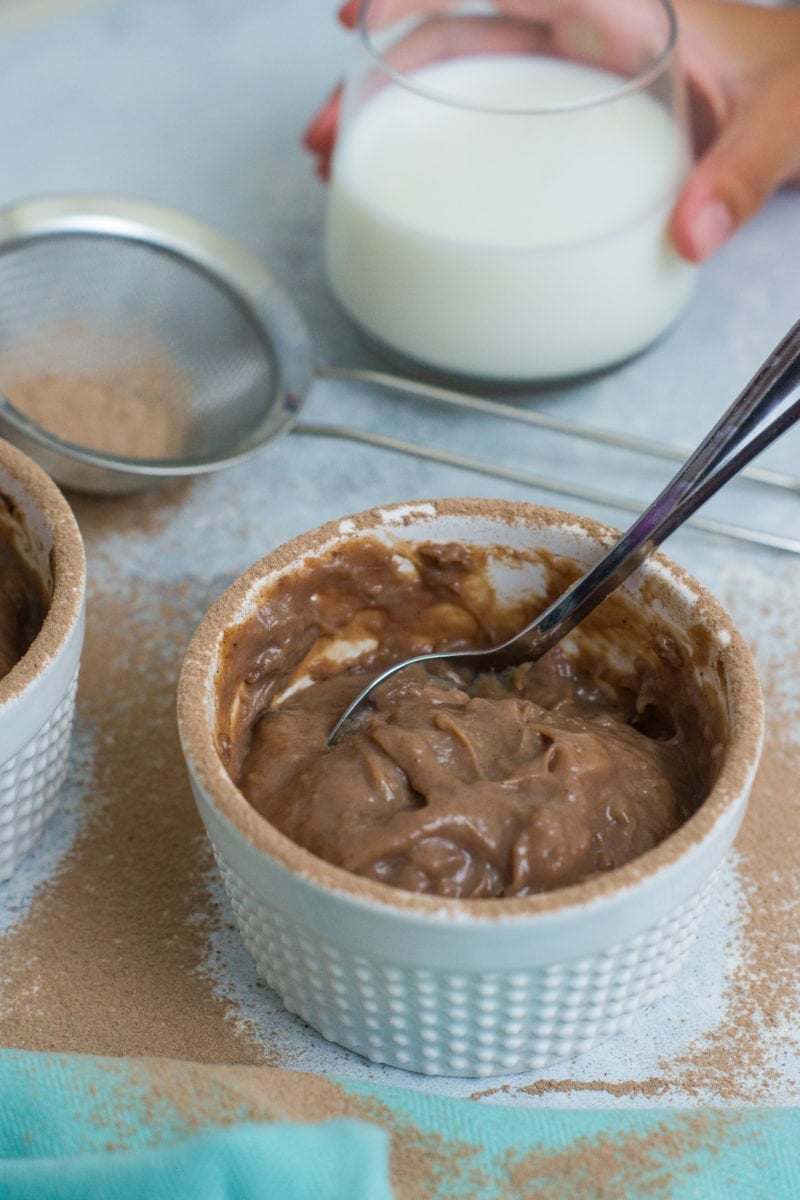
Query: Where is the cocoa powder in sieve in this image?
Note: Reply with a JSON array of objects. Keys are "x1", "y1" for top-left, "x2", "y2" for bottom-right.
[{"x1": 5, "y1": 371, "x2": 187, "y2": 460}]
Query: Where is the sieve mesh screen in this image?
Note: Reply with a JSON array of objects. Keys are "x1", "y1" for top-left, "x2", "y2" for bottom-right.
[{"x1": 0, "y1": 234, "x2": 278, "y2": 460}]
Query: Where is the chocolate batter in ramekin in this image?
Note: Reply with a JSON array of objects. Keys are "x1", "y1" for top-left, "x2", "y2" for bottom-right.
[
  {"x1": 216, "y1": 526, "x2": 728, "y2": 899},
  {"x1": 0, "y1": 439, "x2": 86, "y2": 707},
  {"x1": 0, "y1": 515, "x2": 48, "y2": 681}
]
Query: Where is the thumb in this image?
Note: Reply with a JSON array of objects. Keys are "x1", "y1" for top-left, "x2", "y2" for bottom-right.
[{"x1": 670, "y1": 80, "x2": 800, "y2": 263}]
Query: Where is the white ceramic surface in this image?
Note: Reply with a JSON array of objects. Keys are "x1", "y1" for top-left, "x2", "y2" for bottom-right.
[
  {"x1": 178, "y1": 498, "x2": 764, "y2": 1077},
  {"x1": 0, "y1": 439, "x2": 86, "y2": 880}
]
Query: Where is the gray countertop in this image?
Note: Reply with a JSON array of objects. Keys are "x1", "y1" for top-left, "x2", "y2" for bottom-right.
[{"x1": 0, "y1": 0, "x2": 798, "y2": 1109}]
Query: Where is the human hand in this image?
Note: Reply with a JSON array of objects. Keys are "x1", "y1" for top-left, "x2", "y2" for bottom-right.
[
  {"x1": 669, "y1": 0, "x2": 800, "y2": 261},
  {"x1": 304, "y1": 0, "x2": 671, "y2": 177},
  {"x1": 304, "y1": 0, "x2": 800, "y2": 262}
]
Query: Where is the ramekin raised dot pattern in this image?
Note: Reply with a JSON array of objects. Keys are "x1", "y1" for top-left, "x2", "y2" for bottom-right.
[
  {"x1": 214, "y1": 838, "x2": 722, "y2": 1076},
  {"x1": 0, "y1": 671, "x2": 79, "y2": 880},
  {"x1": 0, "y1": 440, "x2": 86, "y2": 882}
]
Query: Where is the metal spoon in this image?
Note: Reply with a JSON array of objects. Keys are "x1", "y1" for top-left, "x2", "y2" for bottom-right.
[{"x1": 328, "y1": 318, "x2": 800, "y2": 744}]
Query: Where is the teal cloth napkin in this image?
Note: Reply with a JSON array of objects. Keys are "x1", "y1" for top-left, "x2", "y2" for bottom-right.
[
  {"x1": 0, "y1": 1121, "x2": 390, "y2": 1200},
  {"x1": 0, "y1": 1048, "x2": 798, "y2": 1199}
]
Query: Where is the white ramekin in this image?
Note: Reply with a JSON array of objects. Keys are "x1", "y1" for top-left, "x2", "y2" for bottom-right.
[
  {"x1": 178, "y1": 498, "x2": 763, "y2": 1077},
  {"x1": 0, "y1": 439, "x2": 86, "y2": 880}
]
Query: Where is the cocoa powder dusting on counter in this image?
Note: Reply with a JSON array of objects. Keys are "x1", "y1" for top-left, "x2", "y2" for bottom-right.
[
  {"x1": 0, "y1": 503, "x2": 267, "y2": 1063},
  {"x1": 479, "y1": 661, "x2": 800, "y2": 1106},
  {"x1": 67, "y1": 478, "x2": 195, "y2": 546},
  {"x1": 126, "y1": 1058, "x2": 491, "y2": 1200},
  {"x1": 661, "y1": 697, "x2": 800, "y2": 1101},
  {"x1": 90, "y1": 1056, "x2": 750, "y2": 1199},
  {"x1": 471, "y1": 1078, "x2": 673, "y2": 1103}
]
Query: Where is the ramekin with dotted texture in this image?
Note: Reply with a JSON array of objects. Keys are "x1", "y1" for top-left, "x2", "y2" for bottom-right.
[
  {"x1": 0, "y1": 438, "x2": 85, "y2": 880},
  {"x1": 178, "y1": 498, "x2": 763, "y2": 1077}
]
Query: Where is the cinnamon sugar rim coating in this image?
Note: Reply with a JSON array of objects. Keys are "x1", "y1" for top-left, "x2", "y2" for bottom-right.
[
  {"x1": 178, "y1": 497, "x2": 764, "y2": 920},
  {"x1": 0, "y1": 438, "x2": 86, "y2": 705}
]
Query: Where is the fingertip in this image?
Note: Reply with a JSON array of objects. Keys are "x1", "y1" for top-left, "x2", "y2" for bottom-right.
[
  {"x1": 668, "y1": 198, "x2": 700, "y2": 265},
  {"x1": 685, "y1": 199, "x2": 734, "y2": 261},
  {"x1": 670, "y1": 174, "x2": 735, "y2": 264},
  {"x1": 337, "y1": 0, "x2": 361, "y2": 28},
  {"x1": 671, "y1": 196, "x2": 735, "y2": 263}
]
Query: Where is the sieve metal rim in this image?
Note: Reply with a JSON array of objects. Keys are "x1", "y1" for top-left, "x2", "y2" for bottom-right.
[{"x1": 0, "y1": 193, "x2": 315, "y2": 489}]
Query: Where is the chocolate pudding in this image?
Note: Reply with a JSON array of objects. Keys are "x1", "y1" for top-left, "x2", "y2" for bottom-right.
[
  {"x1": 218, "y1": 537, "x2": 726, "y2": 899},
  {"x1": 0, "y1": 516, "x2": 48, "y2": 681}
]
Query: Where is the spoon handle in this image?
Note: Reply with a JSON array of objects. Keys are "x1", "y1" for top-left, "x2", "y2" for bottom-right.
[
  {"x1": 513, "y1": 319, "x2": 800, "y2": 662},
  {"x1": 328, "y1": 320, "x2": 800, "y2": 743}
]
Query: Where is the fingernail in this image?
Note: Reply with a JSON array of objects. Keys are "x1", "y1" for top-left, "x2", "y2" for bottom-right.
[
  {"x1": 337, "y1": 1, "x2": 359, "y2": 27},
  {"x1": 691, "y1": 200, "x2": 734, "y2": 260}
]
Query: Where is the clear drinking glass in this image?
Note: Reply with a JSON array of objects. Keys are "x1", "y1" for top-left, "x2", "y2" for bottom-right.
[{"x1": 324, "y1": 0, "x2": 696, "y2": 381}]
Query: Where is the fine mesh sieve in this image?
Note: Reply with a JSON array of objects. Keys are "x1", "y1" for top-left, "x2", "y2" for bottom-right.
[
  {"x1": 0, "y1": 193, "x2": 797, "y2": 554},
  {"x1": 0, "y1": 194, "x2": 313, "y2": 494}
]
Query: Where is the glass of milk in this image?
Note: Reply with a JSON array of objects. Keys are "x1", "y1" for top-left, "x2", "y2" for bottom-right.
[{"x1": 324, "y1": 0, "x2": 696, "y2": 381}]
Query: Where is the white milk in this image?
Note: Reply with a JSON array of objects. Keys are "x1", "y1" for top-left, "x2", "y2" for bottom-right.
[{"x1": 325, "y1": 54, "x2": 696, "y2": 379}]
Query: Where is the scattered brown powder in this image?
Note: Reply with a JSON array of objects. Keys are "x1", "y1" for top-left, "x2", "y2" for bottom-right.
[
  {"x1": 336, "y1": 1088, "x2": 493, "y2": 1198},
  {"x1": 660, "y1": 699, "x2": 800, "y2": 1101},
  {"x1": 115, "y1": 1058, "x2": 351, "y2": 1142},
  {"x1": 471, "y1": 1078, "x2": 674, "y2": 1103},
  {"x1": 67, "y1": 478, "x2": 195, "y2": 545},
  {"x1": 59, "y1": 1054, "x2": 752, "y2": 1199},
  {"x1": 127, "y1": 1058, "x2": 492, "y2": 1199},
  {"x1": 470, "y1": 661, "x2": 800, "y2": 1106},
  {"x1": 503, "y1": 1110, "x2": 745, "y2": 1200}
]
